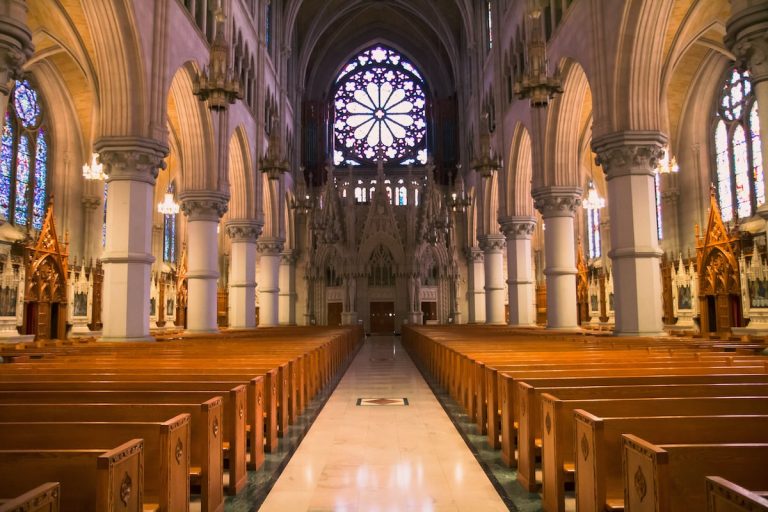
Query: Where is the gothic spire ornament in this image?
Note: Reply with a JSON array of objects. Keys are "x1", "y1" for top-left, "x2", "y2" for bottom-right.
[{"x1": 514, "y1": 2, "x2": 562, "y2": 107}]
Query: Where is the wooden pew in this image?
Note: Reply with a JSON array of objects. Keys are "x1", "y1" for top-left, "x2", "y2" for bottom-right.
[
  {"x1": 574, "y1": 413, "x2": 768, "y2": 512},
  {"x1": 706, "y1": 476, "x2": 768, "y2": 512},
  {"x1": 622, "y1": 435, "x2": 768, "y2": 512},
  {"x1": 0, "y1": 389, "x2": 246, "y2": 495},
  {"x1": 0, "y1": 439, "x2": 143, "y2": 512},
  {"x1": 0, "y1": 401, "x2": 223, "y2": 512},
  {"x1": 540, "y1": 396, "x2": 768, "y2": 512},
  {"x1": 0, "y1": 415, "x2": 190, "y2": 512},
  {"x1": 0, "y1": 482, "x2": 59, "y2": 512}
]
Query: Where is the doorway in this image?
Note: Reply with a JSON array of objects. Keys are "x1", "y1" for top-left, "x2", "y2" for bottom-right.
[
  {"x1": 370, "y1": 301, "x2": 395, "y2": 334},
  {"x1": 327, "y1": 302, "x2": 343, "y2": 327},
  {"x1": 421, "y1": 301, "x2": 437, "y2": 324}
]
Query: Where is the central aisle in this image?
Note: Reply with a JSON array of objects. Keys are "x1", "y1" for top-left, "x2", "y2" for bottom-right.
[{"x1": 259, "y1": 336, "x2": 509, "y2": 512}]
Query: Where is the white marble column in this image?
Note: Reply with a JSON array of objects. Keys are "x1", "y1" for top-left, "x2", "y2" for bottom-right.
[
  {"x1": 500, "y1": 216, "x2": 537, "y2": 326},
  {"x1": 0, "y1": 0, "x2": 32, "y2": 121},
  {"x1": 96, "y1": 138, "x2": 167, "y2": 341},
  {"x1": 257, "y1": 238, "x2": 284, "y2": 327},
  {"x1": 726, "y1": 1, "x2": 768, "y2": 201},
  {"x1": 533, "y1": 187, "x2": 582, "y2": 330},
  {"x1": 279, "y1": 250, "x2": 297, "y2": 325},
  {"x1": 180, "y1": 192, "x2": 228, "y2": 334},
  {"x1": 226, "y1": 220, "x2": 261, "y2": 329},
  {"x1": 593, "y1": 133, "x2": 665, "y2": 336},
  {"x1": 480, "y1": 234, "x2": 506, "y2": 325},
  {"x1": 465, "y1": 247, "x2": 486, "y2": 323}
]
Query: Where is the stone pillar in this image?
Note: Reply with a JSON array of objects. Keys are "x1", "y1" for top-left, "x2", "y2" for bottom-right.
[
  {"x1": 480, "y1": 234, "x2": 506, "y2": 325},
  {"x1": 533, "y1": 187, "x2": 582, "y2": 330},
  {"x1": 726, "y1": 1, "x2": 768, "y2": 199},
  {"x1": 593, "y1": 132, "x2": 665, "y2": 335},
  {"x1": 180, "y1": 192, "x2": 228, "y2": 334},
  {"x1": 0, "y1": 0, "x2": 32, "y2": 120},
  {"x1": 80, "y1": 195, "x2": 101, "y2": 261},
  {"x1": 226, "y1": 220, "x2": 261, "y2": 329},
  {"x1": 500, "y1": 216, "x2": 537, "y2": 326},
  {"x1": 279, "y1": 250, "x2": 297, "y2": 325},
  {"x1": 465, "y1": 247, "x2": 486, "y2": 323},
  {"x1": 96, "y1": 138, "x2": 167, "y2": 341},
  {"x1": 257, "y1": 238, "x2": 284, "y2": 327}
]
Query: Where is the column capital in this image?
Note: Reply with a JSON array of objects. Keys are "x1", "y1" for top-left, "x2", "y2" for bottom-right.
[
  {"x1": 479, "y1": 234, "x2": 506, "y2": 253},
  {"x1": 94, "y1": 137, "x2": 169, "y2": 185},
  {"x1": 180, "y1": 191, "x2": 229, "y2": 221},
  {"x1": 464, "y1": 246, "x2": 484, "y2": 263},
  {"x1": 281, "y1": 249, "x2": 298, "y2": 265},
  {"x1": 225, "y1": 219, "x2": 263, "y2": 242},
  {"x1": 0, "y1": 0, "x2": 33, "y2": 96},
  {"x1": 81, "y1": 196, "x2": 101, "y2": 210},
  {"x1": 532, "y1": 186, "x2": 582, "y2": 218},
  {"x1": 499, "y1": 215, "x2": 537, "y2": 240},
  {"x1": 591, "y1": 131, "x2": 667, "y2": 180},
  {"x1": 256, "y1": 238, "x2": 285, "y2": 255},
  {"x1": 726, "y1": 2, "x2": 768, "y2": 84}
]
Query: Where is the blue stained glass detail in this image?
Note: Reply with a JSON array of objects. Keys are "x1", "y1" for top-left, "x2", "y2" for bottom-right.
[
  {"x1": 13, "y1": 80, "x2": 40, "y2": 129},
  {"x1": 32, "y1": 129, "x2": 47, "y2": 229},
  {"x1": 752, "y1": 103, "x2": 764, "y2": 208},
  {"x1": 733, "y1": 125, "x2": 751, "y2": 219},
  {"x1": 0, "y1": 113, "x2": 12, "y2": 220},
  {"x1": 14, "y1": 135, "x2": 29, "y2": 225},
  {"x1": 163, "y1": 182, "x2": 177, "y2": 263},
  {"x1": 102, "y1": 183, "x2": 107, "y2": 247},
  {"x1": 655, "y1": 172, "x2": 663, "y2": 240},
  {"x1": 587, "y1": 207, "x2": 601, "y2": 258}
]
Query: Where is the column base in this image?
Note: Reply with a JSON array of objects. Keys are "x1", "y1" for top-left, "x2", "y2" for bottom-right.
[
  {"x1": 341, "y1": 312, "x2": 358, "y2": 325},
  {"x1": 545, "y1": 326, "x2": 582, "y2": 333},
  {"x1": 184, "y1": 328, "x2": 220, "y2": 335},
  {"x1": 613, "y1": 330, "x2": 666, "y2": 337},
  {"x1": 99, "y1": 336, "x2": 156, "y2": 342},
  {"x1": 408, "y1": 312, "x2": 423, "y2": 325}
]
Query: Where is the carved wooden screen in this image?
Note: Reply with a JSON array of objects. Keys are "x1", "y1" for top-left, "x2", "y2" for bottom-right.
[
  {"x1": 175, "y1": 245, "x2": 188, "y2": 328},
  {"x1": 660, "y1": 254, "x2": 675, "y2": 325},
  {"x1": 696, "y1": 192, "x2": 742, "y2": 335},
  {"x1": 576, "y1": 241, "x2": 589, "y2": 325},
  {"x1": 23, "y1": 202, "x2": 68, "y2": 340}
]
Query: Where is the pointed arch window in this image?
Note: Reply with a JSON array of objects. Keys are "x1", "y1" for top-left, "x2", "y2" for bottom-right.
[
  {"x1": 163, "y1": 182, "x2": 178, "y2": 263},
  {"x1": 333, "y1": 45, "x2": 428, "y2": 166},
  {"x1": 714, "y1": 68, "x2": 762, "y2": 222},
  {"x1": 0, "y1": 79, "x2": 48, "y2": 229},
  {"x1": 487, "y1": 1, "x2": 494, "y2": 51}
]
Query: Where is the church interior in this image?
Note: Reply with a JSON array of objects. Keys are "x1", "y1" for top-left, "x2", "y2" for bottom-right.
[{"x1": 0, "y1": 0, "x2": 767, "y2": 510}]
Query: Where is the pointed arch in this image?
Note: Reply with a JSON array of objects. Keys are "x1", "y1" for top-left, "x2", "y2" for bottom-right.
[
  {"x1": 506, "y1": 123, "x2": 534, "y2": 217},
  {"x1": 226, "y1": 126, "x2": 255, "y2": 219}
]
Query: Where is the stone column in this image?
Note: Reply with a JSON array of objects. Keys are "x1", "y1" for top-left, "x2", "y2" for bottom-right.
[
  {"x1": 465, "y1": 247, "x2": 486, "y2": 323},
  {"x1": 226, "y1": 220, "x2": 261, "y2": 329},
  {"x1": 533, "y1": 187, "x2": 582, "y2": 330},
  {"x1": 180, "y1": 192, "x2": 228, "y2": 334},
  {"x1": 726, "y1": 1, "x2": 768, "y2": 198},
  {"x1": 0, "y1": 0, "x2": 32, "y2": 121},
  {"x1": 257, "y1": 238, "x2": 284, "y2": 327},
  {"x1": 593, "y1": 132, "x2": 665, "y2": 335},
  {"x1": 80, "y1": 195, "x2": 101, "y2": 261},
  {"x1": 96, "y1": 138, "x2": 167, "y2": 341},
  {"x1": 480, "y1": 234, "x2": 506, "y2": 325},
  {"x1": 279, "y1": 250, "x2": 297, "y2": 325},
  {"x1": 500, "y1": 216, "x2": 537, "y2": 326}
]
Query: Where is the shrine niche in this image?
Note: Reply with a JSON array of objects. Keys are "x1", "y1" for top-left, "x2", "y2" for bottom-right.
[
  {"x1": 576, "y1": 241, "x2": 589, "y2": 325},
  {"x1": 671, "y1": 255, "x2": 698, "y2": 330},
  {"x1": 22, "y1": 202, "x2": 68, "y2": 341},
  {"x1": 696, "y1": 192, "x2": 742, "y2": 335},
  {"x1": 175, "y1": 245, "x2": 187, "y2": 329}
]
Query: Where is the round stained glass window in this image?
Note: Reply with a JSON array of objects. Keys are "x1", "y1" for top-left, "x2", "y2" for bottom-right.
[
  {"x1": 333, "y1": 46, "x2": 427, "y2": 166},
  {"x1": 13, "y1": 80, "x2": 41, "y2": 129}
]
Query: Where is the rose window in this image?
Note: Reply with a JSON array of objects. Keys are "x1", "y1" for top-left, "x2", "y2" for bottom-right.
[{"x1": 333, "y1": 46, "x2": 427, "y2": 166}]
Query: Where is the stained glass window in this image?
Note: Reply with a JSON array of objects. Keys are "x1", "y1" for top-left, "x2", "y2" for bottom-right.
[
  {"x1": 163, "y1": 182, "x2": 177, "y2": 263},
  {"x1": 587, "y1": 207, "x2": 601, "y2": 258},
  {"x1": 487, "y1": 1, "x2": 493, "y2": 50},
  {"x1": 0, "y1": 80, "x2": 47, "y2": 227},
  {"x1": 654, "y1": 171, "x2": 663, "y2": 240},
  {"x1": 714, "y1": 68, "x2": 762, "y2": 221},
  {"x1": 333, "y1": 45, "x2": 428, "y2": 166},
  {"x1": 265, "y1": 1, "x2": 272, "y2": 53}
]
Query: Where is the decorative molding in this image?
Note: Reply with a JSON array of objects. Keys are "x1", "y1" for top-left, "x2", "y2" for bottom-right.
[
  {"x1": 581, "y1": 433, "x2": 590, "y2": 461},
  {"x1": 634, "y1": 466, "x2": 648, "y2": 503},
  {"x1": 464, "y1": 247, "x2": 484, "y2": 263},
  {"x1": 81, "y1": 196, "x2": 101, "y2": 210},
  {"x1": 532, "y1": 187, "x2": 582, "y2": 218},
  {"x1": 225, "y1": 220, "x2": 263, "y2": 242},
  {"x1": 499, "y1": 216, "x2": 537, "y2": 240},
  {"x1": 479, "y1": 234, "x2": 506, "y2": 252},
  {"x1": 120, "y1": 472, "x2": 132, "y2": 506},
  {"x1": 180, "y1": 192, "x2": 229, "y2": 222},
  {"x1": 256, "y1": 238, "x2": 285, "y2": 255},
  {"x1": 280, "y1": 250, "x2": 298, "y2": 265}
]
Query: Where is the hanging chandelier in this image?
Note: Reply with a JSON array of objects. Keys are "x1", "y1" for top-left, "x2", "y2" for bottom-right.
[
  {"x1": 82, "y1": 153, "x2": 106, "y2": 181},
  {"x1": 582, "y1": 180, "x2": 605, "y2": 210},
  {"x1": 472, "y1": 114, "x2": 500, "y2": 179},
  {"x1": 157, "y1": 193, "x2": 180, "y2": 215},
  {"x1": 513, "y1": 5, "x2": 562, "y2": 106},
  {"x1": 656, "y1": 148, "x2": 680, "y2": 174},
  {"x1": 261, "y1": 118, "x2": 290, "y2": 180},
  {"x1": 192, "y1": 5, "x2": 242, "y2": 111}
]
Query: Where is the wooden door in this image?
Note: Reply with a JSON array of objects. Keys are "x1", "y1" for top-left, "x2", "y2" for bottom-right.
[
  {"x1": 36, "y1": 302, "x2": 50, "y2": 340},
  {"x1": 370, "y1": 302, "x2": 395, "y2": 334},
  {"x1": 327, "y1": 302, "x2": 343, "y2": 327},
  {"x1": 421, "y1": 301, "x2": 437, "y2": 323}
]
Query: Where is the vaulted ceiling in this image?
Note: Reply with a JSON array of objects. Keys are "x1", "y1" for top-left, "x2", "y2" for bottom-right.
[{"x1": 285, "y1": 0, "x2": 473, "y2": 99}]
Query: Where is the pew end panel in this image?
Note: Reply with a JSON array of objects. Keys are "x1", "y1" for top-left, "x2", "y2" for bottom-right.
[
  {"x1": 0, "y1": 482, "x2": 60, "y2": 512},
  {"x1": 707, "y1": 476, "x2": 768, "y2": 512},
  {"x1": 620, "y1": 434, "x2": 667, "y2": 512},
  {"x1": 96, "y1": 438, "x2": 146, "y2": 512}
]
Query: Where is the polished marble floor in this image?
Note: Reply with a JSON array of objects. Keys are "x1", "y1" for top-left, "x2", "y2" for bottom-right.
[{"x1": 259, "y1": 336, "x2": 510, "y2": 512}]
